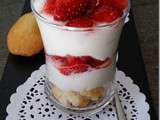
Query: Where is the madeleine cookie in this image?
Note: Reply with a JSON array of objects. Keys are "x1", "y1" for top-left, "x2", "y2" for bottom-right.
[
  {"x1": 80, "y1": 87, "x2": 105, "y2": 101},
  {"x1": 7, "y1": 12, "x2": 43, "y2": 56}
]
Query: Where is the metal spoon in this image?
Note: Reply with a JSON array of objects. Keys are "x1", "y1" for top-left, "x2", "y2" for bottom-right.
[{"x1": 114, "y1": 90, "x2": 127, "y2": 120}]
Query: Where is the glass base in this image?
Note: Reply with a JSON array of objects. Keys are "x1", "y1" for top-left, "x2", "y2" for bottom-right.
[{"x1": 44, "y1": 79, "x2": 115, "y2": 116}]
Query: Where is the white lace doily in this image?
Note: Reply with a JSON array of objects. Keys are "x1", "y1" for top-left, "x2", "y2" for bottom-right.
[{"x1": 6, "y1": 64, "x2": 150, "y2": 120}]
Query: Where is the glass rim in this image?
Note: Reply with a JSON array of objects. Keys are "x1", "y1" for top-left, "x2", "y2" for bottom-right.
[{"x1": 31, "y1": 0, "x2": 131, "y2": 31}]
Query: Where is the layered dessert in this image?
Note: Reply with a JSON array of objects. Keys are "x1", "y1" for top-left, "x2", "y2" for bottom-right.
[{"x1": 32, "y1": 0, "x2": 129, "y2": 108}]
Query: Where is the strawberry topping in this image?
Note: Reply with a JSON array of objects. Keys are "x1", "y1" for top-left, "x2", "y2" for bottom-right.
[
  {"x1": 43, "y1": 0, "x2": 128, "y2": 26},
  {"x1": 66, "y1": 17, "x2": 94, "y2": 28},
  {"x1": 98, "y1": 0, "x2": 112, "y2": 6},
  {"x1": 47, "y1": 55, "x2": 112, "y2": 75},
  {"x1": 98, "y1": 0, "x2": 128, "y2": 10},
  {"x1": 111, "y1": 0, "x2": 128, "y2": 11},
  {"x1": 90, "y1": 6, "x2": 123, "y2": 23},
  {"x1": 43, "y1": 0, "x2": 56, "y2": 15},
  {"x1": 86, "y1": 0, "x2": 97, "y2": 14},
  {"x1": 53, "y1": 0, "x2": 88, "y2": 21}
]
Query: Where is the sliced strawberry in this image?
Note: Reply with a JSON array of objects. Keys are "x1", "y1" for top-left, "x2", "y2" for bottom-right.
[
  {"x1": 50, "y1": 55, "x2": 67, "y2": 67},
  {"x1": 43, "y1": 0, "x2": 56, "y2": 15},
  {"x1": 79, "y1": 56, "x2": 90, "y2": 64},
  {"x1": 51, "y1": 55, "x2": 63, "y2": 61},
  {"x1": 50, "y1": 55, "x2": 81, "y2": 67},
  {"x1": 84, "y1": 56, "x2": 111, "y2": 68},
  {"x1": 93, "y1": 57, "x2": 112, "y2": 68},
  {"x1": 86, "y1": 57, "x2": 104, "y2": 68},
  {"x1": 98, "y1": 0, "x2": 112, "y2": 6},
  {"x1": 66, "y1": 56, "x2": 78, "y2": 66},
  {"x1": 100, "y1": 58, "x2": 112, "y2": 68},
  {"x1": 47, "y1": 55, "x2": 112, "y2": 75},
  {"x1": 99, "y1": 0, "x2": 128, "y2": 10},
  {"x1": 58, "y1": 64, "x2": 89, "y2": 75},
  {"x1": 111, "y1": 0, "x2": 128, "y2": 10},
  {"x1": 86, "y1": 0, "x2": 97, "y2": 15},
  {"x1": 90, "y1": 6, "x2": 123, "y2": 23},
  {"x1": 59, "y1": 64, "x2": 89, "y2": 75},
  {"x1": 54, "y1": 0, "x2": 88, "y2": 21},
  {"x1": 66, "y1": 17, "x2": 94, "y2": 27}
]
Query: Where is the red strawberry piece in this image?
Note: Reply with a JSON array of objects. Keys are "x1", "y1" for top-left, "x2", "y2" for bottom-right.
[
  {"x1": 84, "y1": 56, "x2": 103, "y2": 68},
  {"x1": 51, "y1": 55, "x2": 63, "y2": 61},
  {"x1": 49, "y1": 55, "x2": 112, "y2": 75},
  {"x1": 43, "y1": 0, "x2": 56, "y2": 15},
  {"x1": 79, "y1": 56, "x2": 90, "y2": 64},
  {"x1": 95, "y1": 57, "x2": 112, "y2": 68},
  {"x1": 66, "y1": 17, "x2": 94, "y2": 27},
  {"x1": 66, "y1": 56, "x2": 88, "y2": 66},
  {"x1": 98, "y1": 0, "x2": 128, "y2": 10},
  {"x1": 86, "y1": 0, "x2": 97, "y2": 14},
  {"x1": 66, "y1": 56, "x2": 78, "y2": 66},
  {"x1": 98, "y1": 0, "x2": 112, "y2": 6},
  {"x1": 59, "y1": 64, "x2": 89, "y2": 75},
  {"x1": 54, "y1": 0, "x2": 88, "y2": 21},
  {"x1": 90, "y1": 6, "x2": 123, "y2": 23},
  {"x1": 87, "y1": 58, "x2": 104, "y2": 68},
  {"x1": 80, "y1": 56, "x2": 112, "y2": 69},
  {"x1": 111, "y1": 0, "x2": 128, "y2": 10},
  {"x1": 50, "y1": 55, "x2": 68, "y2": 67}
]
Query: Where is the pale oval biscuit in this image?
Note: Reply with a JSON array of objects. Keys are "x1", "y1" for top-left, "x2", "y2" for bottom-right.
[{"x1": 7, "y1": 12, "x2": 43, "y2": 56}]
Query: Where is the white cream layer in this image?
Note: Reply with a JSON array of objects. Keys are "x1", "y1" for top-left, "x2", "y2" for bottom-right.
[{"x1": 33, "y1": 0, "x2": 124, "y2": 60}]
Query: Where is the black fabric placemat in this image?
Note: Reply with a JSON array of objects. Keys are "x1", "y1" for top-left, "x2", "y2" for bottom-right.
[{"x1": 0, "y1": 0, "x2": 157, "y2": 119}]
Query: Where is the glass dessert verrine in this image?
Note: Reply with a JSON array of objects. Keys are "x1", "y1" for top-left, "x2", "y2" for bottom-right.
[{"x1": 31, "y1": 0, "x2": 130, "y2": 115}]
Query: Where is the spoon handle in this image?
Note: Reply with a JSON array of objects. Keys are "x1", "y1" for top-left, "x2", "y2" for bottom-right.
[{"x1": 115, "y1": 92, "x2": 127, "y2": 120}]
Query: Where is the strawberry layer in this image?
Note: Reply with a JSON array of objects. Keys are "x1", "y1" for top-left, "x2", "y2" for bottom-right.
[
  {"x1": 46, "y1": 55, "x2": 116, "y2": 92},
  {"x1": 46, "y1": 54, "x2": 112, "y2": 75},
  {"x1": 43, "y1": 0, "x2": 127, "y2": 25}
]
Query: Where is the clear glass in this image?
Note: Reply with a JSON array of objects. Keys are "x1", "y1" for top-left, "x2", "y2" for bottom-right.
[{"x1": 31, "y1": 0, "x2": 130, "y2": 115}]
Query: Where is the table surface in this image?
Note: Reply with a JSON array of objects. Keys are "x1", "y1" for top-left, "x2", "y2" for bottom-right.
[{"x1": 0, "y1": 1, "x2": 158, "y2": 120}]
